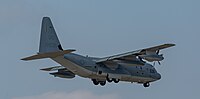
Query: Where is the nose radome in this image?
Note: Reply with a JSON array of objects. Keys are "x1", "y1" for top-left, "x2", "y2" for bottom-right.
[{"x1": 157, "y1": 73, "x2": 161, "y2": 80}]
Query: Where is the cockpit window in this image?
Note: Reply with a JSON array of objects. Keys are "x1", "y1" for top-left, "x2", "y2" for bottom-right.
[{"x1": 150, "y1": 69, "x2": 155, "y2": 73}]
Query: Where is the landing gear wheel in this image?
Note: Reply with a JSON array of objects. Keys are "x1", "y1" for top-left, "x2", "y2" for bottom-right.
[
  {"x1": 107, "y1": 78, "x2": 112, "y2": 83},
  {"x1": 92, "y1": 79, "x2": 99, "y2": 85},
  {"x1": 113, "y1": 78, "x2": 120, "y2": 83},
  {"x1": 100, "y1": 81, "x2": 106, "y2": 86},
  {"x1": 143, "y1": 82, "x2": 150, "y2": 87},
  {"x1": 106, "y1": 76, "x2": 112, "y2": 83}
]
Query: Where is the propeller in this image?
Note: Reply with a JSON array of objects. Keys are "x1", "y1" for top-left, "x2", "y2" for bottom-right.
[
  {"x1": 158, "y1": 61, "x2": 161, "y2": 65},
  {"x1": 153, "y1": 50, "x2": 162, "y2": 66},
  {"x1": 137, "y1": 56, "x2": 145, "y2": 63},
  {"x1": 153, "y1": 61, "x2": 161, "y2": 66},
  {"x1": 156, "y1": 50, "x2": 163, "y2": 57},
  {"x1": 138, "y1": 56, "x2": 143, "y2": 61}
]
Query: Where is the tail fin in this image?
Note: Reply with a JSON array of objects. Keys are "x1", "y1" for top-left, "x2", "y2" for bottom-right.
[
  {"x1": 39, "y1": 17, "x2": 63, "y2": 53},
  {"x1": 21, "y1": 17, "x2": 76, "y2": 61}
]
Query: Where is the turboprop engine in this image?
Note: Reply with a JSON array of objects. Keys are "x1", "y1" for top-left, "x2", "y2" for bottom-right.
[{"x1": 138, "y1": 50, "x2": 164, "y2": 65}]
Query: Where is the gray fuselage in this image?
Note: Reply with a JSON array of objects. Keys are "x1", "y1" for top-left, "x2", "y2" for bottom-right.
[{"x1": 52, "y1": 53, "x2": 161, "y2": 84}]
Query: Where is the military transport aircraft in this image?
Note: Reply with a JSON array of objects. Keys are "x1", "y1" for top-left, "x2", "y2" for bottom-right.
[{"x1": 21, "y1": 17, "x2": 175, "y2": 87}]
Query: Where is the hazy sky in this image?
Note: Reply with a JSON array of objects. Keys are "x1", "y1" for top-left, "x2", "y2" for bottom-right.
[{"x1": 1, "y1": 0, "x2": 200, "y2": 99}]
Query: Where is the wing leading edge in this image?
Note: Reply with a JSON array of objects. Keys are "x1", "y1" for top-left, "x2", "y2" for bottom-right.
[{"x1": 95, "y1": 43, "x2": 175, "y2": 63}]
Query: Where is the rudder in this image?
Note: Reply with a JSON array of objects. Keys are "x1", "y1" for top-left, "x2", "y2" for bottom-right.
[{"x1": 39, "y1": 17, "x2": 63, "y2": 53}]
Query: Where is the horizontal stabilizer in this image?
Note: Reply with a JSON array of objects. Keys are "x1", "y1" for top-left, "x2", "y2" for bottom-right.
[
  {"x1": 40, "y1": 66, "x2": 65, "y2": 71},
  {"x1": 21, "y1": 49, "x2": 75, "y2": 61}
]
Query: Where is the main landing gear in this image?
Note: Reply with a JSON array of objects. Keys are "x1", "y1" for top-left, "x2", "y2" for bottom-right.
[
  {"x1": 106, "y1": 75, "x2": 120, "y2": 83},
  {"x1": 143, "y1": 82, "x2": 150, "y2": 87},
  {"x1": 92, "y1": 79, "x2": 106, "y2": 86},
  {"x1": 106, "y1": 78, "x2": 120, "y2": 83},
  {"x1": 92, "y1": 77, "x2": 120, "y2": 86}
]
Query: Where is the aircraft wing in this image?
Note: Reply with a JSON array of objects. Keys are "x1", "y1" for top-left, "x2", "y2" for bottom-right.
[
  {"x1": 95, "y1": 43, "x2": 175, "y2": 63},
  {"x1": 95, "y1": 50, "x2": 141, "y2": 63}
]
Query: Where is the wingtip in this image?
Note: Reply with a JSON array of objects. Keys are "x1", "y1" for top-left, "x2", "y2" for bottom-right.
[
  {"x1": 21, "y1": 58, "x2": 28, "y2": 61},
  {"x1": 40, "y1": 68, "x2": 49, "y2": 71},
  {"x1": 169, "y1": 43, "x2": 176, "y2": 46},
  {"x1": 165, "y1": 43, "x2": 176, "y2": 47},
  {"x1": 67, "y1": 49, "x2": 76, "y2": 52}
]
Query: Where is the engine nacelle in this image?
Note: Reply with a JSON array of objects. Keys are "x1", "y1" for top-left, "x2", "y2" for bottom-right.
[{"x1": 139, "y1": 54, "x2": 164, "y2": 62}]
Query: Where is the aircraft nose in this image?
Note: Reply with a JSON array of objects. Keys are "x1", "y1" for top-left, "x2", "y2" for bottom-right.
[{"x1": 156, "y1": 73, "x2": 161, "y2": 80}]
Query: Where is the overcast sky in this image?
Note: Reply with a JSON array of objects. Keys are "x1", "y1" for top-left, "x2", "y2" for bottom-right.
[{"x1": 1, "y1": 0, "x2": 200, "y2": 99}]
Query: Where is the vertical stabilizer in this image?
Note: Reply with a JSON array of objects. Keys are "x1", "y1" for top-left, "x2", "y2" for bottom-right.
[
  {"x1": 21, "y1": 17, "x2": 76, "y2": 61},
  {"x1": 39, "y1": 17, "x2": 63, "y2": 53}
]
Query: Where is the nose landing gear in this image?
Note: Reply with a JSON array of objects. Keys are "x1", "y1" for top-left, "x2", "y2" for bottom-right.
[{"x1": 143, "y1": 82, "x2": 150, "y2": 87}]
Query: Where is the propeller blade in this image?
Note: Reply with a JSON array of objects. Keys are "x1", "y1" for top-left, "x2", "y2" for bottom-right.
[
  {"x1": 156, "y1": 50, "x2": 160, "y2": 54},
  {"x1": 153, "y1": 62, "x2": 156, "y2": 66},
  {"x1": 138, "y1": 56, "x2": 143, "y2": 61},
  {"x1": 158, "y1": 61, "x2": 161, "y2": 65},
  {"x1": 137, "y1": 56, "x2": 146, "y2": 63}
]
